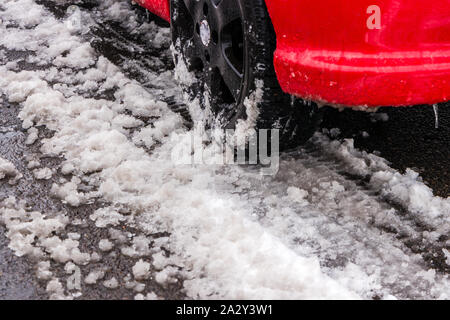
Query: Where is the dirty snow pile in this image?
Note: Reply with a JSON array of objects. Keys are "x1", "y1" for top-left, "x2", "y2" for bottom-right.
[
  {"x1": 0, "y1": 0, "x2": 448, "y2": 300},
  {"x1": 0, "y1": 156, "x2": 22, "y2": 184}
]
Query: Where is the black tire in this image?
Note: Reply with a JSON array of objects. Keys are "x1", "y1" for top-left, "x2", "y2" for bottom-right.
[{"x1": 171, "y1": 0, "x2": 321, "y2": 150}]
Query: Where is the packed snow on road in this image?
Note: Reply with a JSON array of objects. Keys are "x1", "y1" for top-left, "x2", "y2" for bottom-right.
[{"x1": 0, "y1": 0, "x2": 449, "y2": 300}]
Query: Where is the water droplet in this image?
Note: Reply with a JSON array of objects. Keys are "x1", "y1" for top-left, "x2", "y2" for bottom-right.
[{"x1": 432, "y1": 104, "x2": 439, "y2": 129}]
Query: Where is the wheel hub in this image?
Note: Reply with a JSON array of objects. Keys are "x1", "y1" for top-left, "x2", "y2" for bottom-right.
[
  {"x1": 199, "y1": 20, "x2": 211, "y2": 46},
  {"x1": 175, "y1": 0, "x2": 245, "y2": 105}
]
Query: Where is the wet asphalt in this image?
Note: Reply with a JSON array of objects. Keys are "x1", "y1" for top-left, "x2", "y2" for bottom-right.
[{"x1": 0, "y1": 0, "x2": 448, "y2": 299}]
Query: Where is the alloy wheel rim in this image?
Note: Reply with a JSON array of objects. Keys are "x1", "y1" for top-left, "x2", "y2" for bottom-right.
[{"x1": 177, "y1": 0, "x2": 245, "y2": 107}]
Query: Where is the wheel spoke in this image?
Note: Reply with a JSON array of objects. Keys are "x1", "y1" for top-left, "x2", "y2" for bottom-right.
[
  {"x1": 217, "y1": 51, "x2": 243, "y2": 101},
  {"x1": 212, "y1": 0, "x2": 241, "y2": 30},
  {"x1": 177, "y1": 0, "x2": 245, "y2": 106},
  {"x1": 183, "y1": 0, "x2": 202, "y2": 21}
]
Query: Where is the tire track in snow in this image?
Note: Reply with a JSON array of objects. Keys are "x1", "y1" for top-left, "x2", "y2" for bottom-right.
[
  {"x1": 223, "y1": 142, "x2": 449, "y2": 298},
  {"x1": 303, "y1": 139, "x2": 449, "y2": 274}
]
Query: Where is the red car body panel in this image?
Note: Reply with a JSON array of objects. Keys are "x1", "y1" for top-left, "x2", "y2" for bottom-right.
[
  {"x1": 140, "y1": 0, "x2": 450, "y2": 107},
  {"x1": 136, "y1": 0, "x2": 170, "y2": 22}
]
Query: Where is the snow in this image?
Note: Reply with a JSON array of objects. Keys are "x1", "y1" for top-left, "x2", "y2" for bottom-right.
[
  {"x1": 132, "y1": 259, "x2": 151, "y2": 280},
  {"x1": 443, "y1": 249, "x2": 450, "y2": 266},
  {"x1": 68, "y1": 233, "x2": 81, "y2": 240},
  {"x1": 51, "y1": 178, "x2": 86, "y2": 207},
  {"x1": 313, "y1": 133, "x2": 450, "y2": 233},
  {"x1": 40, "y1": 237, "x2": 91, "y2": 265},
  {"x1": 33, "y1": 167, "x2": 53, "y2": 180},
  {"x1": 85, "y1": 269, "x2": 106, "y2": 285},
  {"x1": 27, "y1": 159, "x2": 40, "y2": 169},
  {"x1": 46, "y1": 278, "x2": 72, "y2": 300},
  {"x1": 90, "y1": 208, "x2": 127, "y2": 228},
  {"x1": 36, "y1": 261, "x2": 53, "y2": 280},
  {"x1": 0, "y1": 0, "x2": 352, "y2": 296},
  {"x1": 0, "y1": 157, "x2": 22, "y2": 183},
  {"x1": 121, "y1": 236, "x2": 152, "y2": 258},
  {"x1": 134, "y1": 292, "x2": 158, "y2": 300},
  {"x1": 133, "y1": 282, "x2": 146, "y2": 293},
  {"x1": 25, "y1": 127, "x2": 39, "y2": 145},
  {"x1": 286, "y1": 187, "x2": 309, "y2": 206},
  {"x1": 234, "y1": 80, "x2": 264, "y2": 147},
  {"x1": 0, "y1": 196, "x2": 69, "y2": 258},
  {"x1": 98, "y1": 239, "x2": 114, "y2": 252},
  {"x1": 103, "y1": 277, "x2": 119, "y2": 289},
  {"x1": 0, "y1": 0, "x2": 448, "y2": 300},
  {"x1": 124, "y1": 273, "x2": 143, "y2": 291}
]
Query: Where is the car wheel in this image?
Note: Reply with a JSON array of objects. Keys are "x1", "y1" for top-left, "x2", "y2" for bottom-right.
[{"x1": 170, "y1": 0, "x2": 321, "y2": 150}]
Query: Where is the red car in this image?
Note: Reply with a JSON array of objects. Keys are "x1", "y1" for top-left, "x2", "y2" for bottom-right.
[{"x1": 137, "y1": 0, "x2": 450, "y2": 146}]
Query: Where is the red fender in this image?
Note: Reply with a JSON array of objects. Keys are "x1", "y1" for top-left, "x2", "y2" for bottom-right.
[
  {"x1": 265, "y1": 0, "x2": 450, "y2": 107},
  {"x1": 136, "y1": 0, "x2": 170, "y2": 22}
]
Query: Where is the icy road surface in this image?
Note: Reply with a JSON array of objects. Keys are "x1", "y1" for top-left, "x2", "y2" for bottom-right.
[{"x1": 0, "y1": 0, "x2": 449, "y2": 300}]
